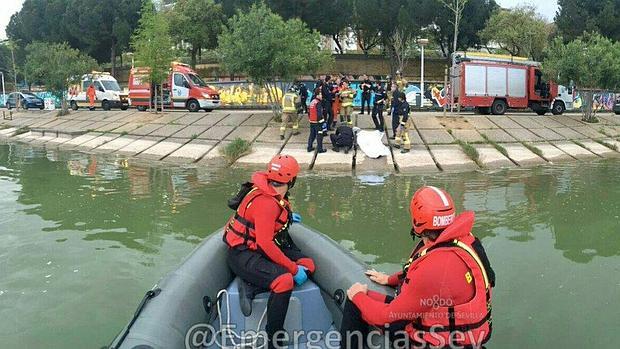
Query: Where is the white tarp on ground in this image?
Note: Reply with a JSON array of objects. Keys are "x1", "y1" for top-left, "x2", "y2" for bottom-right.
[{"x1": 355, "y1": 129, "x2": 390, "y2": 159}]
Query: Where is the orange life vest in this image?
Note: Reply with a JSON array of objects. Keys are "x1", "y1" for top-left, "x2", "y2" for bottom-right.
[
  {"x1": 223, "y1": 187, "x2": 291, "y2": 249},
  {"x1": 407, "y1": 236, "x2": 493, "y2": 347}
]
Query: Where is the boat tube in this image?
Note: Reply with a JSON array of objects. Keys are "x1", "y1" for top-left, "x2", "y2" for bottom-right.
[{"x1": 109, "y1": 224, "x2": 393, "y2": 349}]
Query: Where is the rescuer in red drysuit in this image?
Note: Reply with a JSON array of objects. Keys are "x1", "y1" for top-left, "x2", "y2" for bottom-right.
[
  {"x1": 224, "y1": 154, "x2": 315, "y2": 349},
  {"x1": 341, "y1": 186, "x2": 496, "y2": 349}
]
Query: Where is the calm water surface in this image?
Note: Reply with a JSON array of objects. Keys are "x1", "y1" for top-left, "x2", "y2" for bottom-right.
[{"x1": 0, "y1": 142, "x2": 618, "y2": 348}]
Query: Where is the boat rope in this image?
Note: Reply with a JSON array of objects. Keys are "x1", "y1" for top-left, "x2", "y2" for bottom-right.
[{"x1": 216, "y1": 289, "x2": 268, "y2": 349}]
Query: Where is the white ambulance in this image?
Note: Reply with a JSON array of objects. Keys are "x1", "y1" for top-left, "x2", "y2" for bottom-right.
[{"x1": 68, "y1": 72, "x2": 129, "y2": 111}]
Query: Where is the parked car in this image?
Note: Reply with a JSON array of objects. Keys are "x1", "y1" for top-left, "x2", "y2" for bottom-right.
[{"x1": 6, "y1": 92, "x2": 44, "y2": 110}]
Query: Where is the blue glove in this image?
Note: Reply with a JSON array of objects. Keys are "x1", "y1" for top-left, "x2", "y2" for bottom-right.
[
  {"x1": 291, "y1": 212, "x2": 302, "y2": 223},
  {"x1": 293, "y1": 265, "x2": 308, "y2": 286},
  {"x1": 321, "y1": 122, "x2": 328, "y2": 133}
]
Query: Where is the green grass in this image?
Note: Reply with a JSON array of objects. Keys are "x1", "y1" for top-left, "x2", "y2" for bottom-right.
[
  {"x1": 120, "y1": 131, "x2": 128, "y2": 136},
  {"x1": 220, "y1": 138, "x2": 252, "y2": 164},
  {"x1": 599, "y1": 127, "x2": 612, "y2": 138},
  {"x1": 572, "y1": 140, "x2": 586, "y2": 148},
  {"x1": 521, "y1": 142, "x2": 544, "y2": 158},
  {"x1": 191, "y1": 134, "x2": 199, "y2": 140},
  {"x1": 13, "y1": 126, "x2": 30, "y2": 136},
  {"x1": 594, "y1": 139, "x2": 618, "y2": 151},
  {"x1": 455, "y1": 139, "x2": 483, "y2": 168},
  {"x1": 481, "y1": 133, "x2": 509, "y2": 157}
]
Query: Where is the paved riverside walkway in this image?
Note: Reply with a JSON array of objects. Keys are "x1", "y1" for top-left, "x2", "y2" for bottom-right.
[{"x1": 1, "y1": 108, "x2": 620, "y2": 173}]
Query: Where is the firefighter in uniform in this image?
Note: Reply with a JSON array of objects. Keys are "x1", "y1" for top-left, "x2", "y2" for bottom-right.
[
  {"x1": 394, "y1": 94, "x2": 411, "y2": 153},
  {"x1": 280, "y1": 87, "x2": 301, "y2": 140},
  {"x1": 340, "y1": 186, "x2": 495, "y2": 349},
  {"x1": 339, "y1": 80, "x2": 356, "y2": 125},
  {"x1": 308, "y1": 90, "x2": 327, "y2": 153},
  {"x1": 389, "y1": 83, "x2": 402, "y2": 139},
  {"x1": 224, "y1": 155, "x2": 316, "y2": 349},
  {"x1": 371, "y1": 83, "x2": 387, "y2": 131}
]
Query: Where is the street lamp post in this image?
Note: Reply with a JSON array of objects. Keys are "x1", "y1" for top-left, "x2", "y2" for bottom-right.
[
  {"x1": 417, "y1": 38, "x2": 429, "y2": 108},
  {"x1": 1, "y1": 72, "x2": 5, "y2": 108}
]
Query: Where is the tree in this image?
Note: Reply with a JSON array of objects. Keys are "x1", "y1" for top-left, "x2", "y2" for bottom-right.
[
  {"x1": 131, "y1": 0, "x2": 177, "y2": 113},
  {"x1": 217, "y1": 3, "x2": 332, "y2": 117},
  {"x1": 351, "y1": 0, "x2": 392, "y2": 55},
  {"x1": 423, "y1": 0, "x2": 497, "y2": 57},
  {"x1": 169, "y1": 0, "x2": 226, "y2": 68},
  {"x1": 64, "y1": 0, "x2": 142, "y2": 77},
  {"x1": 556, "y1": 0, "x2": 620, "y2": 42},
  {"x1": 543, "y1": 33, "x2": 620, "y2": 122},
  {"x1": 383, "y1": 4, "x2": 422, "y2": 74},
  {"x1": 436, "y1": 0, "x2": 469, "y2": 53},
  {"x1": 7, "y1": 0, "x2": 141, "y2": 77},
  {"x1": 25, "y1": 42, "x2": 97, "y2": 115},
  {"x1": 479, "y1": 6, "x2": 551, "y2": 61}
]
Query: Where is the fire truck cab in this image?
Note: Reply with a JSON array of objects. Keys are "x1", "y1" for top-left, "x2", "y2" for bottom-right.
[
  {"x1": 128, "y1": 62, "x2": 220, "y2": 112},
  {"x1": 69, "y1": 72, "x2": 128, "y2": 111},
  {"x1": 450, "y1": 52, "x2": 573, "y2": 115}
]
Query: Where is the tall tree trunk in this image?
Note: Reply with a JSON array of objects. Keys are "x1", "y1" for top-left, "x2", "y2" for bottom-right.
[
  {"x1": 190, "y1": 46, "x2": 198, "y2": 69},
  {"x1": 452, "y1": 12, "x2": 459, "y2": 53},
  {"x1": 332, "y1": 34, "x2": 344, "y2": 54},
  {"x1": 111, "y1": 45, "x2": 117, "y2": 78}
]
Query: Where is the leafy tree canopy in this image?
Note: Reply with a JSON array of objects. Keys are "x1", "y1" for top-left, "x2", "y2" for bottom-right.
[
  {"x1": 479, "y1": 6, "x2": 551, "y2": 61},
  {"x1": 25, "y1": 42, "x2": 97, "y2": 113},
  {"x1": 556, "y1": 0, "x2": 620, "y2": 42},
  {"x1": 131, "y1": 0, "x2": 177, "y2": 85},
  {"x1": 169, "y1": 0, "x2": 226, "y2": 67}
]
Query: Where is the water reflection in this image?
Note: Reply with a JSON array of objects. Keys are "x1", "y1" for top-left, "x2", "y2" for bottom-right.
[{"x1": 1, "y1": 141, "x2": 619, "y2": 265}]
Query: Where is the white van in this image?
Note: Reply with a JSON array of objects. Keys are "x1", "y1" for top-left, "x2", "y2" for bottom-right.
[{"x1": 68, "y1": 72, "x2": 129, "y2": 111}]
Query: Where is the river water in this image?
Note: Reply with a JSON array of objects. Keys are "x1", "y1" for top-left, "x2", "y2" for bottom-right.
[{"x1": 0, "y1": 142, "x2": 618, "y2": 348}]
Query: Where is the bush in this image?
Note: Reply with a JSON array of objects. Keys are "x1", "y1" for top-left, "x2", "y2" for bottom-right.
[
  {"x1": 455, "y1": 139, "x2": 483, "y2": 168},
  {"x1": 220, "y1": 138, "x2": 252, "y2": 164}
]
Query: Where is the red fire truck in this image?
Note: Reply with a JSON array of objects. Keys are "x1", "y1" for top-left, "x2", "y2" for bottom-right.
[
  {"x1": 450, "y1": 52, "x2": 574, "y2": 115},
  {"x1": 128, "y1": 62, "x2": 220, "y2": 112}
]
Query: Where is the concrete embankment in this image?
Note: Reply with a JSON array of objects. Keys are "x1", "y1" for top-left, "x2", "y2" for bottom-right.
[{"x1": 1, "y1": 109, "x2": 620, "y2": 173}]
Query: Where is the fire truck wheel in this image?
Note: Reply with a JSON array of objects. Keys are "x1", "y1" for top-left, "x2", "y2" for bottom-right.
[
  {"x1": 70, "y1": 101, "x2": 79, "y2": 111},
  {"x1": 137, "y1": 106, "x2": 147, "y2": 112},
  {"x1": 551, "y1": 102, "x2": 565, "y2": 115},
  {"x1": 187, "y1": 99, "x2": 200, "y2": 112},
  {"x1": 204, "y1": 109, "x2": 213, "y2": 112},
  {"x1": 491, "y1": 99, "x2": 507, "y2": 115},
  {"x1": 102, "y1": 100, "x2": 111, "y2": 111}
]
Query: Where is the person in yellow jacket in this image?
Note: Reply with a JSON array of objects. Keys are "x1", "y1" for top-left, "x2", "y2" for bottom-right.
[
  {"x1": 395, "y1": 70, "x2": 407, "y2": 91},
  {"x1": 280, "y1": 87, "x2": 301, "y2": 140},
  {"x1": 339, "y1": 80, "x2": 356, "y2": 125}
]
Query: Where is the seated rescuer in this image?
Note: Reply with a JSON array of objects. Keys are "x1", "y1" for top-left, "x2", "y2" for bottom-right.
[
  {"x1": 330, "y1": 125, "x2": 354, "y2": 154},
  {"x1": 340, "y1": 186, "x2": 495, "y2": 349},
  {"x1": 224, "y1": 154, "x2": 316, "y2": 349}
]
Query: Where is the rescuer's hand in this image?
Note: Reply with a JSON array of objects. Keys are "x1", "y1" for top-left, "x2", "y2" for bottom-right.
[
  {"x1": 365, "y1": 269, "x2": 389, "y2": 285},
  {"x1": 347, "y1": 282, "x2": 368, "y2": 300}
]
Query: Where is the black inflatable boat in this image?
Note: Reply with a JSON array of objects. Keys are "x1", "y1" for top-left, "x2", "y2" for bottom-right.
[{"x1": 109, "y1": 224, "x2": 393, "y2": 349}]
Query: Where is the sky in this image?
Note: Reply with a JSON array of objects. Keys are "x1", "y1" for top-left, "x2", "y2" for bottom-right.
[
  {"x1": 1, "y1": 0, "x2": 559, "y2": 40},
  {"x1": 495, "y1": 0, "x2": 559, "y2": 21}
]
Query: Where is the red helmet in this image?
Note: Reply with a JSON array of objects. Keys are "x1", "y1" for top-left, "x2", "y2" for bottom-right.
[
  {"x1": 410, "y1": 186, "x2": 456, "y2": 235},
  {"x1": 267, "y1": 154, "x2": 300, "y2": 184}
]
